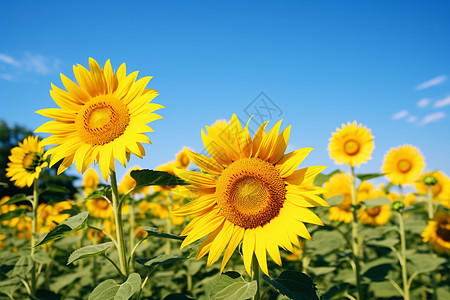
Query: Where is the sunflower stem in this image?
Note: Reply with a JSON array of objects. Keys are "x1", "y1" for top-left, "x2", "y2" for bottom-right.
[
  {"x1": 252, "y1": 255, "x2": 261, "y2": 300},
  {"x1": 397, "y1": 211, "x2": 410, "y2": 300},
  {"x1": 350, "y1": 166, "x2": 363, "y2": 300},
  {"x1": 30, "y1": 179, "x2": 39, "y2": 297},
  {"x1": 164, "y1": 194, "x2": 172, "y2": 254},
  {"x1": 129, "y1": 196, "x2": 136, "y2": 272},
  {"x1": 110, "y1": 169, "x2": 128, "y2": 279},
  {"x1": 426, "y1": 186, "x2": 434, "y2": 220}
]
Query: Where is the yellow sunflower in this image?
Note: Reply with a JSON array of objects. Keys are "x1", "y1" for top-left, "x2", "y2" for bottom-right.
[
  {"x1": 35, "y1": 58, "x2": 163, "y2": 181},
  {"x1": 6, "y1": 136, "x2": 48, "y2": 187},
  {"x1": 172, "y1": 115, "x2": 327, "y2": 276},
  {"x1": 86, "y1": 198, "x2": 114, "y2": 219},
  {"x1": 324, "y1": 173, "x2": 373, "y2": 223},
  {"x1": 403, "y1": 192, "x2": 417, "y2": 206},
  {"x1": 416, "y1": 171, "x2": 450, "y2": 207},
  {"x1": 421, "y1": 212, "x2": 450, "y2": 254},
  {"x1": 329, "y1": 121, "x2": 374, "y2": 167},
  {"x1": 359, "y1": 190, "x2": 391, "y2": 226},
  {"x1": 83, "y1": 168, "x2": 100, "y2": 196},
  {"x1": 382, "y1": 145, "x2": 425, "y2": 185},
  {"x1": 118, "y1": 165, "x2": 149, "y2": 195}
]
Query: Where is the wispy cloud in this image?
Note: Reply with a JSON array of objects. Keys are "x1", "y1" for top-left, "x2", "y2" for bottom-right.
[
  {"x1": 407, "y1": 116, "x2": 417, "y2": 123},
  {"x1": 421, "y1": 112, "x2": 446, "y2": 125},
  {"x1": 0, "y1": 52, "x2": 62, "y2": 81},
  {"x1": 415, "y1": 75, "x2": 446, "y2": 90},
  {"x1": 417, "y1": 98, "x2": 430, "y2": 108},
  {"x1": 434, "y1": 95, "x2": 450, "y2": 108},
  {"x1": 392, "y1": 110, "x2": 408, "y2": 120}
]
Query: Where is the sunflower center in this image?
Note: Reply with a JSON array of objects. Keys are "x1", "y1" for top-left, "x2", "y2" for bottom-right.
[
  {"x1": 366, "y1": 206, "x2": 381, "y2": 217},
  {"x1": 436, "y1": 220, "x2": 450, "y2": 242},
  {"x1": 216, "y1": 157, "x2": 286, "y2": 229},
  {"x1": 76, "y1": 95, "x2": 130, "y2": 146},
  {"x1": 397, "y1": 159, "x2": 412, "y2": 173},
  {"x1": 343, "y1": 140, "x2": 360, "y2": 155},
  {"x1": 94, "y1": 199, "x2": 110, "y2": 210},
  {"x1": 339, "y1": 194, "x2": 352, "y2": 210},
  {"x1": 22, "y1": 152, "x2": 44, "y2": 173}
]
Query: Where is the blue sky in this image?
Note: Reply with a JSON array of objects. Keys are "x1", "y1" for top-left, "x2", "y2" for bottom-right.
[{"x1": 0, "y1": 0, "x2": 449, "y2": 186}]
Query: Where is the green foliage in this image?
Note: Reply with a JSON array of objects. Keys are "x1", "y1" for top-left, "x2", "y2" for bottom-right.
[
  {"x1": 67, "y1": 242, "x2": 114, "y2": 265},
  {"x1": 88, "y1": 273, "x2": 141, "y2": 300},
  {"x1": 137, "y1": 255, "x2": 187, "y2": 268},
  {"x1": 0, "y1": 207, "x2": 27, "y2": 222},
  {"x1": 313, "y1": 169, "x2": 341, "y2": 186},
  {"x1": 262, "y1": 270, "x2": 320, "y2": 300},
  {"x1": 355, "y1": 173, "x2": 385, "y2": 182},
  {"x1": 361, "y1": 197, "x2": 391, "y2": 208},
  {"x1": 131, "y1": 169, "x2": 188, "y2": 189},
  {"x1": 140, "y1": 226, "x2": 185, "y2": 241},
  {"x1": 325, "y1": 195, "x2": 344, "y2": 206},
  {"x1": 209, "y1": 271, "x2": 257, "y2": 300},
  {"x1": 36, "y1": 211, "x2": 89, "y2": 247},
  {"x1": 0, "y1": 193, "x2": 28, "y2": 206}
]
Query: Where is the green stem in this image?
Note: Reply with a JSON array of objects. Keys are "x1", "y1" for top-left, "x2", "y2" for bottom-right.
[
  {"x1": 427, "y1": 186, "x2": 434, "y2": 220},
  {"x1": 137, "y1": 267, "x2": 155, "y2": 300},
  {"x1": 110, "y1": 169, "x2": 128, "y2": 279},
  {"x1": 350, "y1": 166, "x2": 363, "y2": 300},
  {"x1": 129, "y1": 197, "x2": 136, "y2": 272},
  {"x1": 165, "y1": 194, "x2": 172, "y2": 254},
  {"x1": 30, "y1": 179, "x2": 39, "y2": 297},
  {"x1": 103, "y1": 254, "x2": 126, "y2": 281},
  {"x1": 252, "y1": 255, "x2": 261, "y2": 300},
  {"x1": 397, "y1": 211, "x2": 410, "y2": 300}
]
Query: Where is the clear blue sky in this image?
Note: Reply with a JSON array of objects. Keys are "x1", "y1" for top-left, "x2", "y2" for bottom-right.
[{"x1": 1, "y1": 0, "x2": 449, "y2": 186}]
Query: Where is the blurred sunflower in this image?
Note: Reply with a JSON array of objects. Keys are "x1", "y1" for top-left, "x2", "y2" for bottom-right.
[
  {"x1": 324, "y1": 173, "x2": 373, "y2": 223},
  {"x1": 35, "y1": 58, "x2": 163, "y2": 181},
  {"x1": 416, "y1": 171, "x2": 450, "y2": 207},
  {"x1": 403, "y1": 192, "x2": 417, "y2": 206},
  {"x1": 382, "y1": 145, "x2": 425, "y2": 185},
  {"x1": 6, "y1": 136, "x2": 48, "y2": 188},
  {"x1": 329, "y1": 121, "x2": 374, "y2": 167},
  {"x1": 172, "y1": 115, "x2": 327, "y2": 275},
  {"x1": 421, "y1": 212, "x2": 450, "y2": 254},
  {"x1": 86, "y1": 198, "x2": 114, "y2": 219},
  {"x1": 359, "y1": 190, "x2": 391, "y2": 226},
  {"x1": 118, "y1": 165, "x2": 149, "y2": 195},
  {"x1": 83, "y1": 168, "x2": 100, "y2": 196},
  {"x1": 0, "y1": 235, "x2": 5, "y2": 250}
]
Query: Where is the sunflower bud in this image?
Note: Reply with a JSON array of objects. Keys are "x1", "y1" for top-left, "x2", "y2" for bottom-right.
[
  {"x1": 423, "y1": 175, "x2": 438, "y2": 186},
  {"x1": 392, "y1": 200, "x2": 404, "y2": 212}
]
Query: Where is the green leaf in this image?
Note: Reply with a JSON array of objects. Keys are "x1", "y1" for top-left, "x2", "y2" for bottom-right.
[
  {"x1": 35, "y1": 211, "x2": 89, "y2": 247},
  {"x1": 0, "y1": 277, "x2": 21, "y2": 297},
  {"x1": 370, "y1": 281, "x2": 402, "y2": 298},
  {"x1": 136, "y1": 254, "x2": 186, "y2": 268},
  {"x1": 356, "y1": 173, "x2": 385, "y2": 182},
  {"x1": 210, "y1": 271, "x2": 257, "y2": 300},
  {"x1": 67, "y1": 242, "x2": 114, "y2": 265},
  {"x1": 361, "y1": 197, "x2": 391, "y2": 208},
  {"x1": 308, "y1": 231, "x2": 346, "y2": 256},
  {"x1": 262, "y1": 270, "x2": 320, "y2": 300},
  {"x1": 163, "y1": 293, "x2": 195, "y2": 300},
  {"x1": 322, "y1": 283, "x2": 350, "y2": 300},
  {"x1": 362, "y1": 258, "x2": 396, "y2": 281},
  {"x1": 325, "y1": 195, "x2": 344, "y2": 206},
  {"x1": 306, "y1": 266, "x2": 335, "y2": 276},
  {"x1": 0, "y1": 194, "x2": 28, "y2": 206},
  {"x1": 88, "y1": 273, "x2": 141, "y2": 300},
  {"x1": 85, "y1": 186, "x2": 112, "y2": 201},
  {"x1": 0, "y1": 208, "x2": 27, "y2": 222},
  {"x1": 32, "y1": 250, "x2": 51, "y2": 264},
  {"x1": 140, "y1": 226, "x2": 185, "y2": 241},
  {"x1": 43, "y1": 184, "x2": 71, "y2": 194},
  {"x1": 366, "y1": 238, "x2": 399, "y2": 248},
  {"x1": 313, "y1": 169, "x2": 341, "y2": 187},
  {"x1": 408, "y1": 254, "x2": 446, "y2": 273},
  {"x1": 131, "y1": 170, "x2": 188, "y2": 189},
  {"x1": 10, "y1": 255, "x2": 34, "y2": 277}
]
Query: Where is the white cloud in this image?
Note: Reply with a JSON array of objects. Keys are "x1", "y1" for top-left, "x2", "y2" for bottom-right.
[
  {"x1": 415, "y1": 75, "x2": 447, "y2": 90},
  {"x1": 407, "y1": 116, "x2": 417, "y2": 123},
  {"x1": 417, "y1": 98, "x2": 430, "y2": 108},
  {"x1": 434, "y1": 95, "x2": 450, "y2": 108},
  {"x1": 421, "y1": 112, "x2": 446, "y2": 125},
  {"x1": 0, "y1": 52, "x2": 61, "y2": 80},
  {"x1": 392, "y1": 110, "x2": 408, "y2": 120}
]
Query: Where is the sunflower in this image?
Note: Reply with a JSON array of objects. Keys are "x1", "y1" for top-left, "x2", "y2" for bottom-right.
[
  {"x1": 403, "y1": 192, "x2": 417, "y2": 206},
  {"x1": 382, "y1": 145, "x2": 425, "y2": 185},
  {"x1": 329, "y1": 121, "x2": 374, "y2": 167},
  {"x1": 416, "y1": 171, "x2": 450, "y2": 206},
  {"x1": 35, "y1": 58, "x2": 163, "y2": 181},
  {"x1": 324, "y1": 173, "x2": 373, "y2": 223},
  {"x1": 83, "y1": 168, "x2": 100, "y2": 196},
  {"x1": 421, "y1": 212, "x2": 450, "y2": 254},
  {"x1": 86, "y1": 198, "x2": 114, "y2": 219},
  {"x1": 172, "y1": 115, "x2": 327, "y2": 276},
  {"x1": 359, "y1": 190, "x2": 391, "y2": 226},
  {"x1": 6, "y1": 136, "x2": 48, "y2": 188},
  {"x1": 118, "y1": 165, "x2": 149, "y2": 195}
]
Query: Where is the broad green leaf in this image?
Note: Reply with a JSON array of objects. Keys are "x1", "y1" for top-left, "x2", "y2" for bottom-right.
[
  {"x1": 262, "y1": 270, "x2": 320, "y2": 300},
  {"x1": 322, "y1": 283, "x2": 350, "y2": 300},
  {"x1": 43, "y1": 184, "x2": 70, "y2": 194},
  {"x1": 403, "y1": 216, "x2": 427, "y2": 234},
  {"x1": 10, "y1": 255, "x2": 33, "y2": 277},
  {"x1": 85, "y1": 186, "x2": 112, "y2": 201},
  {"x1": 0, "y1": 194, "x2": 28, "y2": 206},
  {"x1": 88, "y1": 273, "x2": 141, "y2": 300},
  {"x1": 308, "y1": 231, "x2": 345, "y2": 256},
  {"x1": 356, "y1": 173, "x2": 385, "y2": 182},
  {"x1": 362, "y1": 258, "x2": 396, "y2": 282},
  {"x1": 325, "y1": 195, "x2": 344, "y2": 206},
  {"x1": 210, "y1": 271, "x2": 257, "y2": 300},
  {"x1": 131, "y1": 170, "x2": 188, "y2": 189},
  {"x1": 313, "y1": 170, "x2": 341, "y2": 187},
  {"x1": 67, "y1": 242, "x2": 114, "y2": 265},
  {"x1": 0, "y1": 277, "x2": 21, "y2": 298},
  {"x1": 306, "y1": 266, "x2": 335, "y2": 276},
  {"x1": 361, "y1": 197, "x2": 391, "y2": 208},
  {"x1": 49, "y1": 269, "x2": 91, "y2": 293},
  {"x1": 136, "y1": 255, "x2": 186, "y2": 268},
  {"x1": 408, "y1": 254, "x2": 446, "y2": 273},
  {"x1": 32, "y1": 250, "x2": 51, "y2": 264},
  {"x1": 35, "y1": 211, "x2": 89, "y2": 247},
  {"x1": 163, "y1": 293, "x2": 195, "y2": 300},
  {"x1": 0, "y1": 208, "x2": 27, "y2": 222},
  {"x1": 370, "y1": 281, "x2": 402, "y2": 298},
  {"x1": 140, "y1": 226, "x2": 185, "y2": 241},
  {"x1": 366, "y1": 238, "x2": 399, "y2": 248}
]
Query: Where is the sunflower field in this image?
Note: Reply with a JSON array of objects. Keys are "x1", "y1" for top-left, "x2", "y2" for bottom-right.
[{"x1": 0, "y1": 58, "x2": 449, "y2": 300}]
